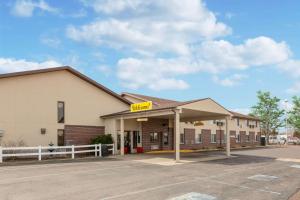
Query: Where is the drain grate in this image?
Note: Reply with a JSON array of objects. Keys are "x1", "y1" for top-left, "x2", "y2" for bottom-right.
[
  {"x1": 168, "y1": 192, "x2": 217, "y2": 200},
  {"x1": 248, "y1": 174, "x2": 278, "y2": 181}
]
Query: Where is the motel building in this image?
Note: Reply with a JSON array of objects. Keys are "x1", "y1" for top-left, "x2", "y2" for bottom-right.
[{"x1": 0, "y1": 66, "x2": 261, "y2": 161}]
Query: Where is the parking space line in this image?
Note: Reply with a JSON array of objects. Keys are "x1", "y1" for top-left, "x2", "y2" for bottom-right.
[
  {"x1": 0, "y1": 159, "x2": 142, "y2": 172},
  {"x1": 101, "y1": 168, "x2": 282, "y2": 200},
  {"x1": 0, "y1": 165, "x2": 132, "y2": 184},
  {"x1": 101, "y1": 179, "x2": 199, "y2": 200},
  {"x1": 277, "y1": 158, "x2": 300, "y2": 163},
  {"x1": 201, "y1": 179, "x2": 281, "y2": 195}
]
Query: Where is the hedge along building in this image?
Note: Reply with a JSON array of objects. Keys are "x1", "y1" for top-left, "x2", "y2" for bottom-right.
[{"x1": 0, "y1": 67, "x2": 261, "y2": 161}]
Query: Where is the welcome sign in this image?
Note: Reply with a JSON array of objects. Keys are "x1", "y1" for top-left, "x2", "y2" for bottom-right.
[{"x1": 130, "y1": 101, "x2": 153, "y2": 112}]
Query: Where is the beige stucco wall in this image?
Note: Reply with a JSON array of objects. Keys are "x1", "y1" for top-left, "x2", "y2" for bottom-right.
[
  {"x1": 0, "y1": 70, "x2": 129, "y2": 146},
  {"x1": 178, "y1": 99, "x2": 231, "y2": 115}
]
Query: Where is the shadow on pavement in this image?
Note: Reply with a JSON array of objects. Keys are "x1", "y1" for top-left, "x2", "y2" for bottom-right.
[{"x1": 202, "y1": 154, "x2": 276, "y2": 165}]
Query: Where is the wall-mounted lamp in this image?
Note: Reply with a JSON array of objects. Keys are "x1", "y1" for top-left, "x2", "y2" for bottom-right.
[
  {"x1": 194, "y1": 121, "x2": 204, "y2": 126},
  {"x1": 216, "y1": 121, "x2": 224, "y2": 127},
  {"x1": 137, "y1": 118, "x2": 148, "y2": 122},
  {"x1": 41, "y1": 128, "x2": 46, "y2": 135},
  {"x1": 0, "y1": 130, "x2": 4, "y2": 137}
]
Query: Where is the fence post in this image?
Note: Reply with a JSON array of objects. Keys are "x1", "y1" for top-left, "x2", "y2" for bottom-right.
[
  {"x1": 72, "y1": 145, "x2": 75, "y2": 159},
  {"x1": 0, "y1": 146, "x2": 3, "y2": 163},
  {"x1": 99, "y1": 144, "x2": 102, "y2": 157},
  {"x1": 112, "y1": 144, "x2": 115, "y2": 155},
  {"x1": 38, "y1": 145, "x2": 42, "y2": 161},
  {"x1": 94, "y1": 144, "x2": 97, "y2": 157}
]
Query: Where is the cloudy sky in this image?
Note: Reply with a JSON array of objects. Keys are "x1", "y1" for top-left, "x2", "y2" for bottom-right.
[{"x1": 0, "y1": 0, "x2": 299, "y2": 113}]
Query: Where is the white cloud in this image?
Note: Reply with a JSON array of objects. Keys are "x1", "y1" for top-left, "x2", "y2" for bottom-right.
[
  {"x1": 98, "y1": 65, "x2": 112, "y2": 76},
  {"x1": 286, "y1": 82, "x2": 300, "y2": 94},
  {"x1": 81, "y1": 0, "x2": 143, "y2": 14},
  {"x1": 71, "y1": 0, "x2": 296, "y2": 91},
  {"x1": 279, "y1": 59, "x2": 300, "y2": 78},
  {"x1": 0, "y1": 57, "x2": 62, "y2": 73},
  {"x1": 213, "y1": 74, "x2": 247, "y2": 87},
  {"x1": 196, "y1": 37, "x2": 290, "y2": 72},
  {"x1": 40, "y1": 36, "x2": 61, "y2": 48},
  {"x1": 279, "y1": 99, "x2": 294, "y2": 111},
  {"x1": 67, "y1": 0, "x2": 231, "y2": 55},
  {"x1": 117, "y1": 57, "x2": 190, "y2": 90},
  {"x1": 11, "y1": 0, "x2": 58, "y2": 17},
  {"x1": 225, "y1": 12, "x2": 235, "y2": 19}
]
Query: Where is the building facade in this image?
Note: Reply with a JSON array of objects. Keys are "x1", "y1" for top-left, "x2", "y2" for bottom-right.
[{"x1": 0, "y1": 67, "x2": 261, "y2": 156}]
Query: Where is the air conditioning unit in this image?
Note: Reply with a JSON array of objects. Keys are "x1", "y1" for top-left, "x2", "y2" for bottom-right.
[{"x1": 0, "y1": 130, "x2": 4, "y2": 137}]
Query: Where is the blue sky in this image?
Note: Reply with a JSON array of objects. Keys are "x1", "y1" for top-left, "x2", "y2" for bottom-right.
[{"x1": 0, "y1": 0, "x2": 300, "y2": 113}]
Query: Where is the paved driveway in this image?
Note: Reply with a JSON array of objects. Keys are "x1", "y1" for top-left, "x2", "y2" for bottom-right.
[{"x1": 0, "y1": 146, "x2": 299, "y2": 200}]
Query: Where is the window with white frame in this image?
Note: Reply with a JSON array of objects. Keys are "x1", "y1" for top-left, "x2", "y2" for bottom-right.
[
  {"x1": 180, "y1": 133, "x2": 185, "y2": 144},
  {"x1": 195, "y1": 130, "x2": 202, "y2": 143},
  {"x1": 211, "y1": 130, "x2": 217, "y2": 143},
  {"x1": 236, "y1": 132, "x2": 241, "y2": 143},
  {"x1": 150, "y1": 132, "x2": 158, "y2": 142}
]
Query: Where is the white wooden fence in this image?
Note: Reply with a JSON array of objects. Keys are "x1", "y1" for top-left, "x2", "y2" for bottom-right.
[{"x1": 0, "y1": 144, "x2": 114, "y2": 163}]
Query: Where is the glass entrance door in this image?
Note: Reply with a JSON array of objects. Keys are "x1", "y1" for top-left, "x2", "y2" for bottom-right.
[{"x1": 124, "y1": 131, "x2": 131, "y2": 154}]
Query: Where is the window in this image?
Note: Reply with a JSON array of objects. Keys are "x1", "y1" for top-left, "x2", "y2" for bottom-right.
[
  {"x1": 57, "y1": 101, "x2": 65, "y2": 123},
  {"x1": 223, "y1": 133, "x2": 227, "y2": 143},
  {"x1": 246, "y1": 133, "x2": 250, "y2": 142},
  {"x1": 211, "y1": 131, "x2": 217, "y2": 143},
  {"x1": 180, "y1": 133, "x2": 185, "y2": 144},
  {"x1": 150, "y1": 132, "x2": 158, "y2": 142},
  {"x1": 256, "y1": 133, "x2": 260, "y2": 142},
  {"x1": 57, "y1": 129, "x2": 64, "y2": 146},
  {"x1": 163, "y1": 132, "x2": 169, "y2": 145},
  {"x1": 237, "y1": 118, "x2": 240, "y2": 126},
  {"x1": 236, "y1": 133, "x2": 241, "y2": 143},
  {"x1": 117, "y1": 134, "x2": 121, "y2": 150},
  {"x1": 196, "y1": 132, "x2": 202, "y2": 143}
]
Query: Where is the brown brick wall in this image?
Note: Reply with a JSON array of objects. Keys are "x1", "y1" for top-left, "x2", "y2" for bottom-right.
[
  {"x1": 64, "y1": 125, "x2": 105, "y2": 145},
  {"x1": 240, "y1": 131, "x2": 246, "y2": 146},
  {"x1": 141, "y1": 118, "x2": 171, "y2": 152},
  {"x1": 140, "y1": 118, "x2": 261, "y2": 151}
]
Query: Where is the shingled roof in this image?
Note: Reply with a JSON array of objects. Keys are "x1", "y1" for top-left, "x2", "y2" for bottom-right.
[{"x1": 230, "y1": 111, "x2": 260, "y2": 121}]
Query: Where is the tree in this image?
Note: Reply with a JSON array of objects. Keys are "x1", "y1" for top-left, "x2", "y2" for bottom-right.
[
  {"x1": 288, "y1": 96, "x2": 300, "y2": 132},
  {"x1": 251, "y1": 91, "x2": 284, "y2": 142}
]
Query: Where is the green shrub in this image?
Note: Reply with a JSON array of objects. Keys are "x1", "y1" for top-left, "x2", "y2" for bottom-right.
[{"x1": 91, "y1": 134, "x2": 113, "y2": 144}]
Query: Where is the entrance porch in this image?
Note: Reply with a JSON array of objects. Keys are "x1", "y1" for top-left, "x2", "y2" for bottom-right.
[{"x1": 102, "y1": 98, "x2": 232, "y2": 161}]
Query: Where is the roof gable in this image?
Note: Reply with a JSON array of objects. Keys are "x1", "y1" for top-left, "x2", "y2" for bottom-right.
[{"x1": 0, "y1": 66, "x2": 131, "y2": 105}]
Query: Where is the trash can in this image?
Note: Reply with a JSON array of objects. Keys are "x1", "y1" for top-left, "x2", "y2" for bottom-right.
[
  {"x1": 101, "y1": 144, "x2": 110, "y2": 157},
  {"x1": 260, "y1": 136, "x2": 266, "y2": 146}
]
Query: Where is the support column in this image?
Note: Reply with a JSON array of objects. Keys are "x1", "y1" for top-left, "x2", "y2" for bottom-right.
[
  {"x1": 113, "y1": 119, "x2": 117, "y2": 155},
  {"x1": 174, "y1": 109, "x2": 180, "y2": 162},
  {"x1": 138, "y1": 121, "x2": 142, "y2": 147},
  {"x1": 120, "y1": 117, "x2": 125, "y2": 156},
  {"x1": 225, "y1": 116, "x2": 230, "y2": 157}
]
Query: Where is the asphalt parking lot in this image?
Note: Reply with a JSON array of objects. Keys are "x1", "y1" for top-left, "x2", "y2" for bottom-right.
[{"x1": 0, "y1": 146, "x2": 300, "y2": 200}]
